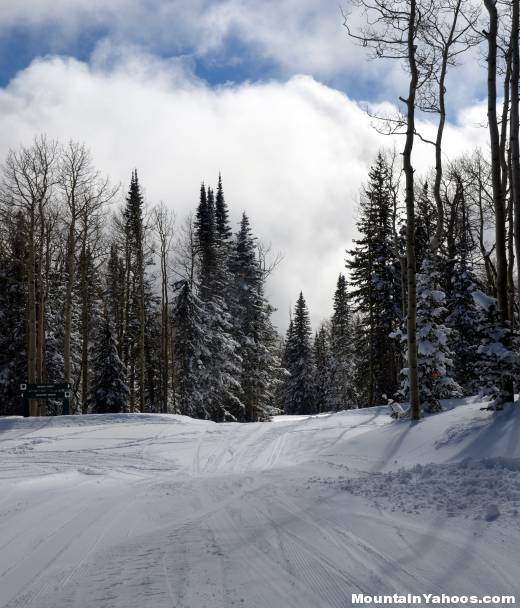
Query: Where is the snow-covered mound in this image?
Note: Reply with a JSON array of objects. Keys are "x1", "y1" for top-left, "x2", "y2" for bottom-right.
[
  {"x1": 0, "y1": 399, "x2": 518, "y2": 608},
  {"x1": 341, "y1": 458, "x2": 520, "y2": 521}
]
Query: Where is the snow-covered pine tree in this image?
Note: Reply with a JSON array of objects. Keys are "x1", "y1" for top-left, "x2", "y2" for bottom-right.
[
  {"x1": 143, "y1": 276, "x2": 162, "y2": 413},
  {"x1": 89, "y1": 315, "x2": 129, "y2": 414},
  {"x1": 106, "y1": 243, "x2": 126, "y2": 358},
  {"x1": 472, "y1": 290, "x2": 520, "y2": 407},
  {"x1": 281, "y1": 292, "x2": 315, "y2": 415},
  {"x1": 442, "y1": 174, "x2": 482, "y2": 394},
  {"x1": 313, "y1": 324, "x2": 333, "y2": 413},
  {"x1": 0, "y1": 212, "x2": 27, "y2": 415},
  {"x1": 195, "y1": 184, "x2": 216, "y2": 300},
  {"x1": 277, "y1": 319, "x2": 294, "y2": 410},
  {"x1": 122, "y1": 171, "x2": 147, "y2": 412},
  {"x1": 78, "y1": 243, "x2": 104, "y2": 414},
  {"x1": 172, "y1": 279, "x2": 210, "y2": 418},
  {"x1": 446, "y1": 261, "x2": 482, "y2": 394},
  {"x1": 44, "y1": 268, "x2": 69, "y2": 415},
  {"x1": 329, "y1": 274, "x2": 357, "y2": 410},
  {"x1": 194, "y1": 181, "x2": 244, "y2": 421},
  {"x1": 350, "y1": 314, "x2": 369, "y2": 406},
  {"x1": 396, "y1": 257, "x2": 462, "y2": 412},
  {"x1": 215, "y1": 174, "x2": 233, "y2": 246},
  {"x1": 230, "y1": 213, "x2": 282, "y2": 421},
  {"x1": 346, "y1": 154, "x2": 402, "y2": 405}
]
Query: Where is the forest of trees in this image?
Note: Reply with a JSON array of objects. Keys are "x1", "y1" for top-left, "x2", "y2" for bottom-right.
[
  {"x1": 0, "y1": 148, "x2": 284, "y2": 421},
  {"x1": 2, "y1": 0, "x2": 520, "y2": 421}
]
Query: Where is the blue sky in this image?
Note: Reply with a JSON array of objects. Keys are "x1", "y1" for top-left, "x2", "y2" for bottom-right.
[
  {"x1": 0, "y1": 0, "x2": 484, "y2": 116},
  {"x1": 0, "y1": 1, "x2": 487, "y2": 328},
  {"x1": 0, "y1": 0, "x2": 414, "y2": 101}
]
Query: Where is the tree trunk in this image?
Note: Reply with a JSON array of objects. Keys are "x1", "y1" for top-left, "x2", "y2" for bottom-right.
[
  {"x1": 79, "y1": 217, "x2": 90, "y2": 414},
  {"x1": 160, "y1": 242, "x2": 169, "y2": 414},
  {"x1": 484, "y1": 0, "x2": 513, "y2": 402},
  {"x1": 508, "y1": 151, "x2": 516, "y2": 325},
  {"x1": 27, "y1": 209, "x2": 38, "y2": 416},
  {"x1": 511, "y1": 0, "x2": 520, "y2": 319},
  {"x1": 404, "y1": 0, "x2": 420, "y2": 420},
  {"x1": 137, "y1": 250, "x2": 146, "y2": 413},
  {"x1": 63, "y1": 212, "x2": 76, "y2": 403}
]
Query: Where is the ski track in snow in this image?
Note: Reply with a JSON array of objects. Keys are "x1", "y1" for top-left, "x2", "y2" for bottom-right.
[{"x1": 0, "y1": 401, "x2": 519, "y2": 607}]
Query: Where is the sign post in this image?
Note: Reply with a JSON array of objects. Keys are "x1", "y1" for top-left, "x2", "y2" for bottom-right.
[{"x1": 20, "y1": 383, "x2": 72, "y2": 417}]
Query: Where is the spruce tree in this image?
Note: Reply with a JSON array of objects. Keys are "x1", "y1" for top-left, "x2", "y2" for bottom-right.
[
  {"x1": 89, "y1": 316, "x2": 129, "y2": 414},
  {"x1": 472, "y1": 291, "x2": 520, "y2": 407},
  {"x1": 446, "y1": 261, "x2": 482, "y2": 394},
  {"x1": 0, "y1": 213, "x2": 27, "y2": 415},
  {"x1": 314, "y1": 324, "x2": 333, "y2": 413},
  {"x1": 329, "y1": 274, "x2": 357, "y2": 409},
  {"x1": 106, "y1": 243, "x2": 125, "y2": 358},
  {"x1": 347, "y1": 154, "x2": 402, "y2": 405},
  {"x1": 281, "y1": 292, "x2": 315, "y2": 415},
  {"x1": 172, "y1": 280, "x2": 210, "y2": 418},
  {"x1": 123, "y1": 171, "x2": 147, "y2": 412},
  {"x1": 396, "y1": 258, "x2": 462, "y2": 412},
  {"x1": 215, "y1": 173, "x2": 233, "y2": 245},
  {"x1": 230, "y1": 213, "x2": 282, "y2": 421}
]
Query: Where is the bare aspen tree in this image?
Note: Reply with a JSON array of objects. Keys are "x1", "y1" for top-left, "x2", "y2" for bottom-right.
[
  {"x1": 344, "y1": 0, "x2": 437, "y2": 419},
  {"x1": 174, "y1": 212, "x2": 200, "y2": 289},
  {"x1": 78, "y1": 179, "x2": 117, "y2": 413},
  {"x1": 460, "y1": 151, "x2": 497, "y2": 291},
  {"x1": 511, "y1": 0, "x2": 520, "y2": 314},
  {"x1": 419, "y1": 0, "x2": 480, "y2": 253},
  {"x1": 0, "y1": 137, "x2": 58, "y2": 416},
  {"x1": 483, "y1": 0, "x2": 513, "y2": 403},
  {"x1": 58, "y1": 142, "x2": 96, "y2": 408},
  {"x1": 152, "y1": 202, "x2": 175, "y2": 414}
]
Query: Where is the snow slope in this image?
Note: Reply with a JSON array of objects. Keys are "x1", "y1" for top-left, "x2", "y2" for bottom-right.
[{"x1": 0, "y1": 399, "x2": 519, "y2": 608}]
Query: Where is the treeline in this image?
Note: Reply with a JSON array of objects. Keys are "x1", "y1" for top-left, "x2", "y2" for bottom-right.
[
  {"x1": 279, "y1": 150, "x2": 507, "y2": 415},
  {"x1": 0, "y1": 138, "x2": 283, "y2": 420},
  {"x1": 0, "y1": 136, "x2": 514, "y2": 420},
  {"x1": 341, "y1": 0, "x2": 520, "y2": 418}
]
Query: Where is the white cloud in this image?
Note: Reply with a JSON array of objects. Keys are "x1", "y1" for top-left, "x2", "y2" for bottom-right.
[
  {"x1": 0, "y1": 0, "x2": 485, "y2": 108},
  {"x1": 0, "y1": 46, "x2": 488, "y2": 330}
]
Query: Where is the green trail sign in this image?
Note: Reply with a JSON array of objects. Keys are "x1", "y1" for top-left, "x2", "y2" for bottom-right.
[{"x1": 20, "y1": 383, "x2": 71, "y2": 416}]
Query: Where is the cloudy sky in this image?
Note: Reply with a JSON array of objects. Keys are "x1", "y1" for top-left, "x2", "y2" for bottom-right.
[{"x1": 0, "y1": 0, "x2": 490, "y2": 330}]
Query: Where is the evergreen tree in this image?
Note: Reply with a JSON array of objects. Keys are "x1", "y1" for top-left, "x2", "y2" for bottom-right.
[
  {"x1": 0, "y1": 213, "x2": 27, "y2": 415},
  {"x1": 472, "y1": 290, "x2": 520, "y2": 407},
  {"x1": 172, "y1": 280, "x2": 210, "y2": 418},
  {"x1": 45, "y1": 267, "x2": 75, "y2": 414},
  {"x1": 346, "y1": 154, "x2": 401, "y2": 405},
  {"x1": 313, "y1": 324, "x2": 333, "y2": 413},
  {"x1": 350, "y1": 315, "x2": 369, "y2": 406},
  {"x1": 123, "y1": 171, "x2": 147, "y2": 412},
  {"x1": 446, "y1": 261, "x2": 482, "y2": 394},
  {"x1": 281, "y1": 292, "x2": 315, "y2": 414},
  {"x1": 329, "y1": 274, "x2": 357, "y2": 409},
  {"x1": 89, "y1": 316, "x2": 129, "y2": 414},
  {"x1": 195, "y1": 183, "x2": 216, "y2": 299},
  {"x1": 203, "y1": 295, "x2": 244, "y2": 421},
  {"x1": 396, "y1": 258, "x2": 462, "y2": 412},
  {"x1": 230, "y1": 213, "x2": 282, "y2": 421},
  {"x1": 106, "y1": 243, "x2": 125, "y2": 358},
  {"x1": 415, "y1": 182, "x2": 437, "y2": 271},
  {"x1": 215, "y1": 173, "x2": 233, "y2": 245}
]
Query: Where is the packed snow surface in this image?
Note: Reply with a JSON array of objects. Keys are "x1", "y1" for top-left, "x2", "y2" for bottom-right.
[{"x1": 1, "y1": 399, "x2": 519, "y2": 607}]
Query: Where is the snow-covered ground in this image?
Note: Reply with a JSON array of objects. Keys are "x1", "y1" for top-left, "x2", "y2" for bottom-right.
[{"x1": 1, "y1": 399, "x2": 519, "y2": 607}]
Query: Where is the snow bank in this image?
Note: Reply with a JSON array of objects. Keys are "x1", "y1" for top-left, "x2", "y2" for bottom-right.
[{"x1": 340, "y1": 457, "x2": 520, "y2": 521}]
